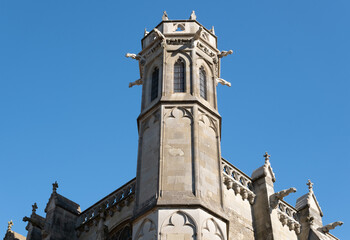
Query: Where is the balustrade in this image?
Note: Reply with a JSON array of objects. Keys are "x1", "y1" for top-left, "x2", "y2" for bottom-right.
[
  {"x1": 221, "y1": 158, "x2": 255, "y2": 205},
  {"x1": 76, "y1": 179, "x2": 136, "y2": 228},
  {"x1": 277, "y1": 200, "x2": 301, "y2": 234}
]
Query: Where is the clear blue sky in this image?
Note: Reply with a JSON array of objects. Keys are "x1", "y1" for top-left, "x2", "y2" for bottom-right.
[{"x1": 0, "y1": 1, "x2": 349, "y2": 238}]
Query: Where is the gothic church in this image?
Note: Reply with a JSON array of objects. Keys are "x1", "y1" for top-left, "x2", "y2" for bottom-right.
[{"x1": 4, "y1": 12, "x2": 343, "y2": 240}]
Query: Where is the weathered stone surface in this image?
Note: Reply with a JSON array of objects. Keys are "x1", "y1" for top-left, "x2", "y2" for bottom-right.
[{"x1": 3, "y1": 12, "x2": 342, "y2": 240}]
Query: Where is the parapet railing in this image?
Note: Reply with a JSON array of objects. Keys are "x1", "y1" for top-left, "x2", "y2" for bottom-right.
[
  {"x1": 221, "y1": 158, "x2": 255, "y2": 204},
  {"x1": 76, "y1": 178, "x2": 136, "y2": 227},
  {"x1": 277, "y1": 199, "x2": 301, "y2": 234}
]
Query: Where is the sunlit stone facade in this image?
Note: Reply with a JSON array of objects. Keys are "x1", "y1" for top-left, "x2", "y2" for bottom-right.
[{"x1": 4, "y1": 12, "x2": 343, "y2": 240}]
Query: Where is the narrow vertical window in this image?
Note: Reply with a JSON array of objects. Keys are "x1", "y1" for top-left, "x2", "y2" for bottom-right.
[
  {"x1": 199, "y1": 67, "x2": 207, "y2": 100},
  {"x1": 174, "y1": 59, "x2": 185, "y2": 92},
  {"x1": 151, "y1": 67, "x2": 159, "y2": 101}
]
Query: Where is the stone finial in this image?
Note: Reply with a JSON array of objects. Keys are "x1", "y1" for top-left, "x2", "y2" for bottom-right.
[
  {"x1": 210, "y1": 26, "x2": 215, "y2": 34},
  {"x1": 32, "y1": 203, "x2": 38, "y2": 214},
  {"x1": 190, "y1": 10, "x2": 197, "y2": 20},
  {"x1": 144, "y1": 28, "x2": 149, "y2": 37},
  {"x1": 52, "y1": 181, "x2": 58, "y2": 193},
  {"x1": 264, "y1": 152, "x2": 271, "y2": 163},
  {"x1": 7, "y1": 220, "x2": 13, "y2": 232},
  {"x1": 162, "y1": 11, "x2": 168, "y2": 21},
  {"x1": 320, "y1": 221, "x2": 343, "y2": 233},
  {"x1": 307, "y1": 179, "x2": 313, "y2": 193}
]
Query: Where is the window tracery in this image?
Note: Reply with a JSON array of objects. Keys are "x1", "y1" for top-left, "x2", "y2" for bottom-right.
[
  {"x1": 174, "y1": 59, "x2": 185, "y2": 92},
  {"x1": 151, "y1": 67, "x2": 159, "y2": 101},
  {"x1": 199, "y1": 67, "x2": 207, "y2": 100}
]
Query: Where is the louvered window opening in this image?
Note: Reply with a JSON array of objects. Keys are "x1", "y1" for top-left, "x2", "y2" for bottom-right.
[
  {"x1": 174, "y1": 60, "x2": 185, "y2": 92},
  {"x1": 151, "y1": 67, "x2": 159, "y2": 101}
]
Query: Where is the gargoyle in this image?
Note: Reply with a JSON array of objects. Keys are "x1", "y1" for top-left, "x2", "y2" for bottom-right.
[
  {"x1": 216, "y1": 78, "x2": 231, "y2": 87},
  {"x1": 129, "y1": 79, "x2": 143, "y2": 88},
  {"x1": 125, "y1": 53, "x2": 142, "y2": 60},
  {"x1": 270, "y1": 187, "x2": 297, "y2": 209},
  {"x1": 218, "y1": 50, "x2": 233, "y2": 58},
  {"x1": 193, "y1": 27, "x2": 203, "y2": 42},
  {"x1": 320, "y1": 221, "x2": 343, "y2": 233},
  {"x1": 23, "y1": 216, "x2": 44, "y2": 230},
  {"x1": 153, "y1": 28, "x2": 165, "y2": 40}
]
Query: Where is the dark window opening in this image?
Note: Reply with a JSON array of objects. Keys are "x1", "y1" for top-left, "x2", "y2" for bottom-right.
[
  {"x1": 151, "y1": 67, "x2": 159, "y2": 101},
  {"x1": 199, "y1": 67, "x2": 207, "y2": 99},
  {"x1": 174, "y1": 59, "x2": 185, "y2": 92}
]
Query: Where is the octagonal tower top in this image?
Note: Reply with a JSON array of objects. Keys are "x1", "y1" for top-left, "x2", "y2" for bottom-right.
[
  {"x1": 142, "y1": 11, "x2": 217, "y2": 50},
  {"x1": 127, "y1": 11, "x2": 232, "y2": 118}
]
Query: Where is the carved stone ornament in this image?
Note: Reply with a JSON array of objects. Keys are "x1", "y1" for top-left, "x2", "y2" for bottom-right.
[
  {"x1": 270, "y1": 187, "x2": 297, "y2": 209},
  {"x1": 216, "y1": 78, "x2": 231, "y2": 87},
  {"x1": 129, "y1": 79, "x2": 143, "y2": 88},
  {"x1": 202, "y1": 218, "x2": 224, "y2": 240},
  {"x1": 278, "y1": 213, "x2": 301, "y2": 234},
  {"x1": 161, "y1": 211, "x2": 196, "y2": 240},
  {"x1": 218, "y1": 50, "x2": 233, "y2": 58},
  {"x1": 189, "y1": 10, "x2": 196, "y2": 20},
  {"x1": 166, "y1": 39, "x2": 192, "y2": 45},
  {"x1": 320, "y1": 221, "x2": 343, "y2": 234},
  {"x1": 196, "y1": 41, "x2": 215, "y2": 58},
  {"x1": 7, "y1": 220, "x2": 13, "y2": 232},
  {"x1": 52, "y1": 181, "x2": 58, "y2": 193},
  {"x1": 162, "y1": 11, "x2": 168, "y2": 21},
  {"x1": 136, "y1": 219, "x2": 156, "y2": 240},
  {"x1": 31, "y1": 202, "x2": 38, "y2": 215},
  {"x1": 222, "y1": 163, "x2": 256, "y2": 205}
]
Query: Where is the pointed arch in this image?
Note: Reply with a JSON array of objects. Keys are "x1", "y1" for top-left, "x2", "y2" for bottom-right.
[
  {"x1": 174, "y1": 58, "x2": 185, "y2": 92},
  {"x1": 160, "y1": 211, "x2": 197, "y2": 240},
  {"x1": 135, "y1": 219, "x2": 157, "y2": 240},
  {"x1": 201, "y1": 218, "x2": 224, "y2": 240}
]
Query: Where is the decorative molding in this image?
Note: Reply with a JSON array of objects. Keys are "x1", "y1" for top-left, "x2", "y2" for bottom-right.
[
  {"x1": 202, "y1": 218, "x2": 224, "y2": 240},
  {"x1": 277, "y1": 201, "x2": 300, "y2": 234},
  {"x1": 160, "y1": 211, "x2": 197, "y2": 239},
  {"x1": 136, "y1": 219, "x2": 156, "y2": 240},
  {"x1": 319, "y1": 221, "x2": 343, "y2": 234},
  {"x1": 199, "y1": 113, "x2": 217, "y2": 133},
  {"x1": 196, "y1": 42, "x2": 215, "y2": 58},
  {"x1": 76, "y1": 180, "x2": 136, "y2": 230},
  {"x1": 166, "y1": 39, "x2": 192, "y2": 45},
  {"x1": 222, "y1": 160, "x2": 255, "y2": 205},
  {"x1": 165, "y1": 107, "x2": 193, "y2": 120},
  {"x1": 143, "y1": 42, "x2": 162, "y2": 60},
  {"x1": 270, "y1": 188, "x2": 297, "y2": 209}
]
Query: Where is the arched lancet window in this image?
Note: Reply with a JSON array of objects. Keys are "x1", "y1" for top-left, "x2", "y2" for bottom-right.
[
  {"x1": 151, "y1": 67, "x2": 159, "y2": 101},
  {"x1": 199, "y1": 67, "x2": 207, "y2": 100},
  {"x1": 174, "y1": 59, "x2": 185, "y2": 92}
]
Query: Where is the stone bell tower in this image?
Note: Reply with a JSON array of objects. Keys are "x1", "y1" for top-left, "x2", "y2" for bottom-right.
[{"x1": 127, "y1": 11, "x2": 232, "y2": 239}]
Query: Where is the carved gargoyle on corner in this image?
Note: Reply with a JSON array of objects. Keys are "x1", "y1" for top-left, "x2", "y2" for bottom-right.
[
  {"x1": 125, "y1": 53, "x2": 142, "y2": 61},
  {"x1": 216, "y1": 78, "x2": 231, "y2": 87},
  {"x1": 319, "y1": 221, "x2": 343, "y2": 234},
  {"x1": 218, "y1": 50, "x2": 233, "y2": 58},
  {"x1": 129, "y1": 79, "x2": 143, "y2": 88},
  {"x1": 23, "y1": 216, "x2": 44, "y2": 230},
  {"x1": 270, "y1": 187, "x2": 297, "y2": 209}
]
